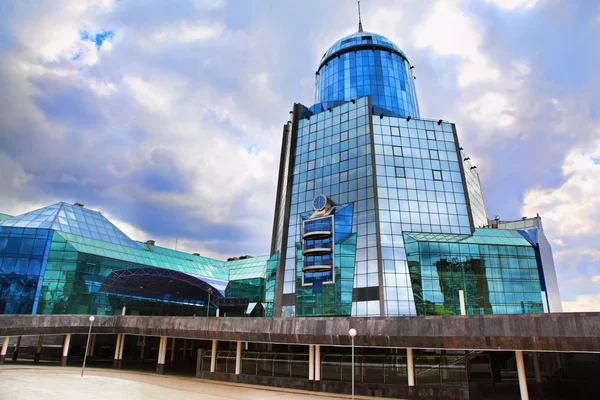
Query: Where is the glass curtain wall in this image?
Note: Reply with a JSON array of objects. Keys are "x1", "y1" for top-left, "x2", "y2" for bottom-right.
[
  {"x1": 372, "y1": 116, "x2": 472, "y2": 316},
  {"x1": 284, "y1": 97, "x2": 380, "y2": 317},
  {"x1": 404, "y1": 229, "x2": 544, "y2": 315},
  {"x1": 0, "y1": 227, "x2": 52, "y2": 314}
]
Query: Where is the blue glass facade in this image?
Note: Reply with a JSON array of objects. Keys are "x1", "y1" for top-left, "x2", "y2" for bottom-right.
[
  {"x1": 0, "y1": 203, "x2": 272, "y2": 316},
  {"x1": 404, "y1": 229, "x2": 544, "y2": 315},
  {"x1": 315, "y1": 32, "x2": 419, "y2": 119},
  {"x1": 0, "y1": 227, "x2": 52, "y2": 314},
  {"x1": 270, "y1": 27, "x2": 560, "y2": 318}
]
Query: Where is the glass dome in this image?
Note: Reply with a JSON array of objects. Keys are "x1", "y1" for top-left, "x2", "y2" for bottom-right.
[
  {"x1": 314, "y1": 31, "x2": 420, "y2": 119},
  {"x1": 319, "y1": 32, "x2": 408, "y2": 68}
]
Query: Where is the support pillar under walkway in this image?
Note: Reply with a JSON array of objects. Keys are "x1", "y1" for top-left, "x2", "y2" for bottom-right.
[
  {"x1": 235, "y1": 341, "x2": 242, "y2": 375},
  {"x1": 516, "y1": 350, "x2": 530, "y2": 400},
  {"x1": 308, "y1": 344, "x2": 314, "y2": 380},
  {"x1": 0, "y1": 336, "x2": 9, "y2": 364},
  {"x1": 210, "y1": 340, "x2": 217, "y2": 373},
  {"x1": 113, "y1": 334, "x2": 124, "y2": 369},
  {"x1": 60, "y1": 334, "x2": 71, "y2": 366},
  {"x1": 156, "y1": 336, "x2": 167, "y2": 375},
  {"x1": 407, "y1": 348, "x2": 415, "y2": 387},
  {"x1": 315, "y1": 345, "x2": 321, "y2": 381},
  {"x1": 34, "y1": 336, "x2": 43, "y2": 363},
  {"x1": 12, "y1": 336, "x2": 21, "y2": 361}
]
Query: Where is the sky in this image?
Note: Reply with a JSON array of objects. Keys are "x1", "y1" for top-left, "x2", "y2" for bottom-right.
[{"x1": 0, "y1": 0, "x2": 598, "y2": 311}]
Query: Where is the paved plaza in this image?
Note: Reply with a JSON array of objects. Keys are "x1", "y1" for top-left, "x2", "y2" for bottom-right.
[{"x1": 0, "y1": 366, "x2": 356, "y2": 400}]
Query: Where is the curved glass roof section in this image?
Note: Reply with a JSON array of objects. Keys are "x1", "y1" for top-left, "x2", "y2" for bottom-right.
[
  {"x1": 226, "y1": 255, "x2": 270, "y2": 280},
  {"x1": 0, "y1": 202, "x2": 139, "y2": 248},
  {"x1": 1, "y1": 202, "x2": 271, "y2": 286},
  {"x1": 319, "y1": 31, "x2": 408, "y2": 67}
]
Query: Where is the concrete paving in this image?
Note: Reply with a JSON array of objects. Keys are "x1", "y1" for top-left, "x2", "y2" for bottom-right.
[{"x1": 0, "y1": 366, "x2": 366, "y2": 400}]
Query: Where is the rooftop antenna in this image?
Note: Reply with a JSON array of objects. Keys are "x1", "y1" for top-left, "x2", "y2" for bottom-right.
[{"x1": 358, "y1": 1, "x2": 363, "y2": 32}]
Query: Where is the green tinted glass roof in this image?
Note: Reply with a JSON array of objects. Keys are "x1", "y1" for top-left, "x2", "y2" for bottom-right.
[
  {"x1": 5, "y1": 202, "x2": 271, "y2": 285},
  {"x1": 404, "y1": 228, "x2": 532, "y2": 247},
  {"x1": 57, "y1": 231, "x2": 230, "y2": 281},
  {"x1": 135, "y1": 241, "x2": 224, "y2": 268},
  {"x1": 0, "y1": 202, "x2": 139, "y2": 248},
  {"x1": 225, "y1": 256, "x2": 270, "y2": 280}
]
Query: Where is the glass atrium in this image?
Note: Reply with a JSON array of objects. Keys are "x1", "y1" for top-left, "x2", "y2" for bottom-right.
[{"x1": 0, "y1": 203, "x2": 271, "y2": 316}]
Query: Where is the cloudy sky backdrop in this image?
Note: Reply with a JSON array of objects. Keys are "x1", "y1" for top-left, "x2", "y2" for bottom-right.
[{"x1": 0, "y1": 0, "x2": 599, "y2": 310}]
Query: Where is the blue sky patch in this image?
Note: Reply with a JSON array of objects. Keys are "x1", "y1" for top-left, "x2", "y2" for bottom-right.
[{"x1": 80, "y1": 29, "x2": 115, "y2": 49}]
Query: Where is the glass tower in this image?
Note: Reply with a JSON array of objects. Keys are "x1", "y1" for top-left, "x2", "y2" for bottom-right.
[
  {"x1": 314, "y1": 32, "x2": 419, "y2": 119},
  {"x1": 270, "y1": 26, "x2": 560, "y2": 318}
]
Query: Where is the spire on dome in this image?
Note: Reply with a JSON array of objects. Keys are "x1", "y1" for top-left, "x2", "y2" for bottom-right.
[{"x1": 358, "y1": 1, "x2": 363, "y2": 32}]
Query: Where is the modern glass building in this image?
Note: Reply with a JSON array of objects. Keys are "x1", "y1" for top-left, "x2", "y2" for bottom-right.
[
  {"x1": 0, "y1": 202, "x2": 271, "y2": 316},
  {"x1": 0, "y1": 26, "x2": 560, "y2": 322},
  {"x1": 269, "y1": 26, "x2": 561, "y2": 318}
]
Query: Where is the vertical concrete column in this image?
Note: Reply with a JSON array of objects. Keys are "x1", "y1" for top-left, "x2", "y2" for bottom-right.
[
  {"x1": 0, "y1": 336, "x2": 9, "y2": 364},
  {"x1": 309, "y1": 345, "x2": 315, "y2": 380},
  {"x1": 533, "y1": 352, "x2": 542, "y2": 383},
  {"x1": 315, "y1": 345, "x2": 321, "y2": 381},
  {"x1": 61, "y1": 334, "x2": 71, "y2": 366},
  {"x1": 459, "y1": 290, "x2": 466, "y2": 315},
  {"x1": 407, "y1": 348, "x2": 415, "y2": 387},
  {"x1": 516, "y1": 350, "x2": 530, "y2": 400},
  {"x1": 156, "y1": 337, "x2": 162, "y2": 373},
  {"x1": 216, "y1": 308, "x2": 220, "y2": 317},
  {"x1": 34, "y1": 336, "x2": 44, "y2": 363},
  {"x1": 170, "y1": 338, "x2": 176, "y2": 364},
  {"x1": 113, "y1": 334, "x2": 122, "y2": 368},
  {"x1": 235, "y1": 341, "x2": 242, "y2": 375},
  {"x1": 117, "y1": 334, "x2": 125, "y2": 368},
  {"x1": 156, "y1": 336, "x2": 166, "y2": 374},
  {"x1": 210, "y1": 340, "x2": 217, "y2": 372},
  {"x1": 12, "y1": 336, "x2": 21, "y2": 361}
]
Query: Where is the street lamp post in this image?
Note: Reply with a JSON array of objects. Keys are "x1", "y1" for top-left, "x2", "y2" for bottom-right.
[
  {"x1": 206, "y1": 288, "x2": 213, "y2": 317},
  {"x1": 81, "y1": 316, "x2": 95, "y2": 377},
  {"x1": 349, "y1": 328, "x2": 357, "y2": 400}
]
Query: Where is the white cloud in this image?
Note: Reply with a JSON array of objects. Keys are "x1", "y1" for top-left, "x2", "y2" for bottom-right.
[
  {"x1": 463, "y1": 91, "x2": 516, "y2": 128},
  {"x1": 8, "y1": 0, "x2": 115, "y2": 63},
  {"x1": 523, "y1": 139, "x2": 600, "y2": 237},
  {"x1": 562, "y1": 294, "x2": 600, "y2": 312},
  {"x1": 151, "y1": 22, "x2": 224, "y2": 44},
  {"x1": 413, "y1": 0, "x2": 500, "y2": 87},
  {"x1": 89, "y1": 79, "x2": 117, "y2": 97},
  {"x1": 486, "y1": 0, "x2": 538, "y2": 10},
  {"x1": 123, "y1": 74, "x2": 184, "y2": 114}
]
